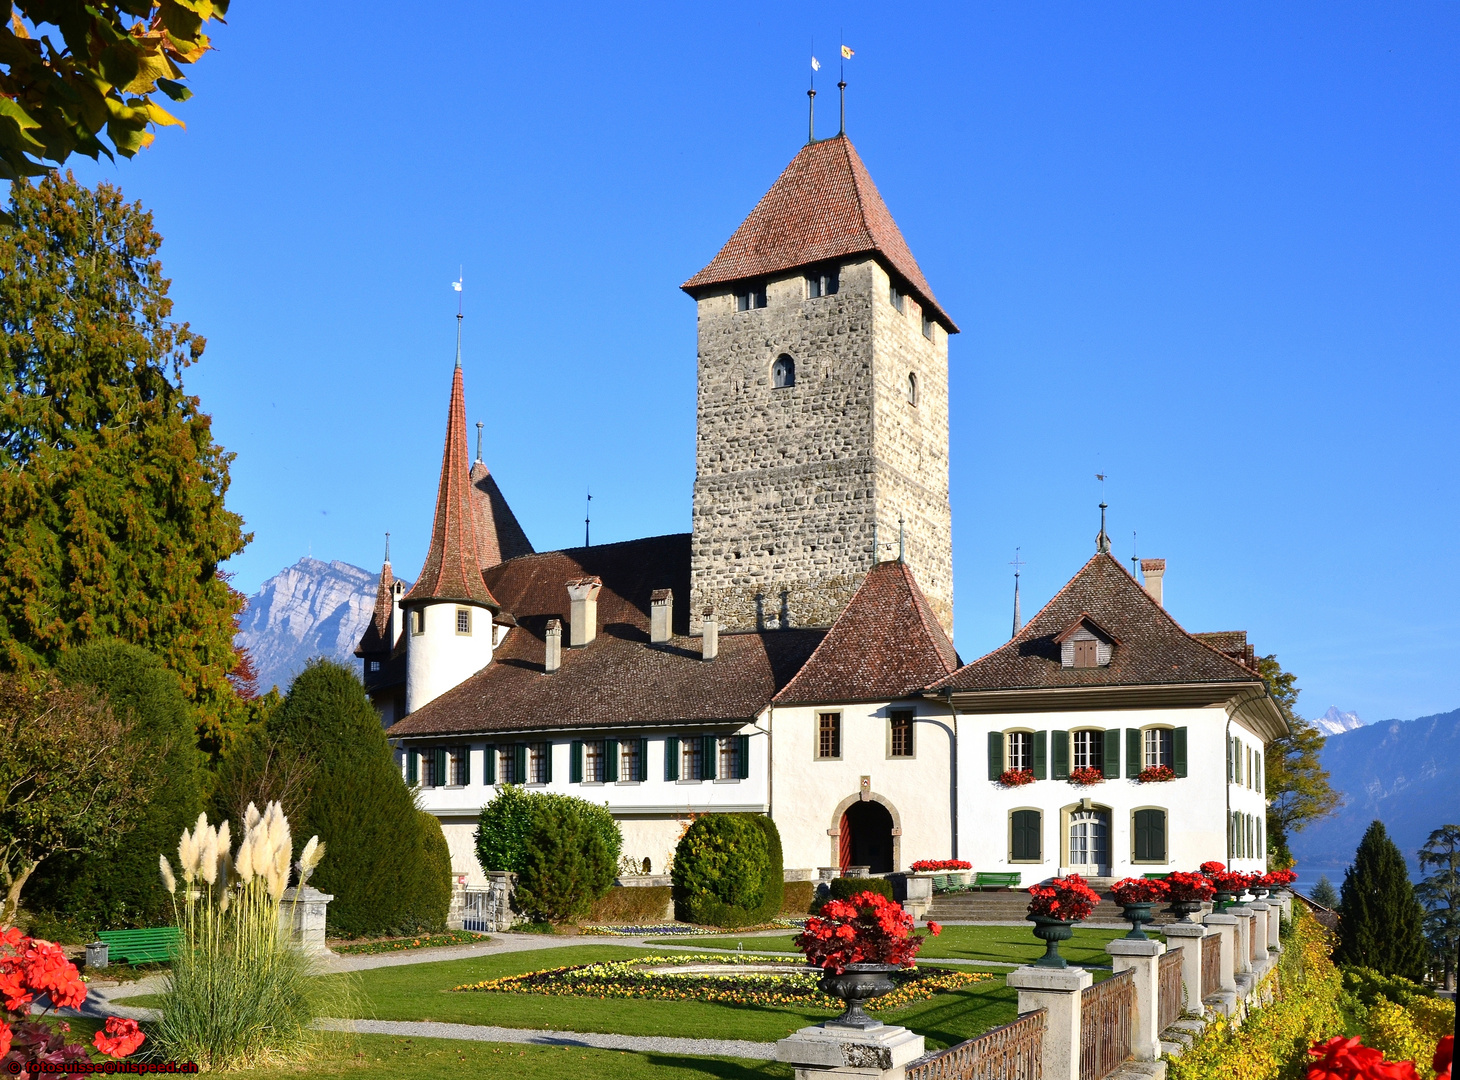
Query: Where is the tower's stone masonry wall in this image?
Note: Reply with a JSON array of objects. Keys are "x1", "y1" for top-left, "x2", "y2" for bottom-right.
[{"x1": 690, "y1": 258, "x2": 953, "y2": 636}]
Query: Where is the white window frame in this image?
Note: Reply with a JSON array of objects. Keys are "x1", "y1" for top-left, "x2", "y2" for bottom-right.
[
  {"x1": 1072, "y1": 729, "x2": 1103, "y2": 771},
  {"x1": 1143, "y1": 727, "x2": 1173, "y2": 769},
  {"x1": 1007, "y1": 730, "x2": 1033, "y2": 771}
]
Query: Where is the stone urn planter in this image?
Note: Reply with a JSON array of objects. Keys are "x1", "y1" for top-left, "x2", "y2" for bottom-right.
[
  {"x1": 1028, "y1": 915, "x2": 1076, "y2": 968},
  {"x1": 1119, "y1": 902, "x2": 1157, "y2": 940},
  {"x1": 815, "y1": 962, "x2": 901, "y2": 1028},
  {"x1": 1212, "y1": 890, "x2": 1236, "y2": 913},
  {"x1": 1167, "y1": 899, "x2": 1205, "y2": 924}
]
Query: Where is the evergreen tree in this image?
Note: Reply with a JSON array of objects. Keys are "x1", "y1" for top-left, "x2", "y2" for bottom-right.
[
  {"x1": 1336, "y1": 820, "x2": 1428, "y2": 980},
  {"x1": 0, "y1": 173, "x2": 249, "y2": 755},
  {"x1": 26, "y1": 641, "x2": 201, "y2": 929},
  {"x1": 1311, "y1": 874, "x2": 1339, "y2": 909},
  {"x1": 268, "y1": 660, "x2": 448, "y2": 936},
  {"x1": 1258, "y1": 655, "x2": 1338, "y2": 866},
  {"x1": 1416, "y1": 824, "x2": 1460, "y2": 991}
]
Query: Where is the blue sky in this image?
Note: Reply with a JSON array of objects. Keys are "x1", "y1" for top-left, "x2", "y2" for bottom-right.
[{"x1": 61, "y1": 2, "x2": 1459, "y2": 724}]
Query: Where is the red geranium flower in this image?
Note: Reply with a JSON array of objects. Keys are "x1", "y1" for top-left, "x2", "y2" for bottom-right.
[
  {"x1": 0, "y1": 1019, "x2": 11, "y2": 1058},
  {"x1": 1164, "y1": 871, "x2": 1216, "y2": 902},
  {"x1": 93, "y1": 1016, "x2": 145, "y2": 1059},
  {"x1": 1199, "y1": 861, "x2": 1226, "y2": 876},
  {"x1": 1027, "y1": 875, "x2": 1100, "y2": 922},
  {"x1": 927, "y1": 922, "x2": 942, "y2": 936},
  {"x1": 1434, "y1": 1035, "x2": 1453, "y2": 1080},
  {"x1": 795, "y1": 890, "x2": 933, "y2": 974},
  {"x1": 1110, "y1": 877, "x2": 1169, "y2": 905}
]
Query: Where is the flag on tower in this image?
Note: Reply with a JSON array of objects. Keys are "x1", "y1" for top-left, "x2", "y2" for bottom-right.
[
  {"x1": 811, "y1": 56, "x2": 820, "y2": 71},
  {"x1": 451, "y1": 278, "x2": 462, "y2": 292},
  {"x1": 841, "y1": 44, "x2": 854, "y2": 59}
]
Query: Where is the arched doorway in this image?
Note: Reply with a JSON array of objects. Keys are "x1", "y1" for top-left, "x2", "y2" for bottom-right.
[
  {"x1": 1067, "y1": 808, "x2": 1110, "y2": 877},
  {"x1": 840, "y1": 801, "x2": 895, "y2": 874}
]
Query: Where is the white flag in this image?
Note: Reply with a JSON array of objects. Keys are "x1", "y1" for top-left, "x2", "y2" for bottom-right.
[
  {"x1": 811, "y1": 56, "x2": 820, "y2": 71},
  {"x1": 451, "y1": 280, "x2": 462, "y2": 292}
]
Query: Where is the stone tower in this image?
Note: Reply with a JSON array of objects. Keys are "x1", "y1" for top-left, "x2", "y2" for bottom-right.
[{"x1": 682, "y1": 134, "x2": 955, "y2": 636}]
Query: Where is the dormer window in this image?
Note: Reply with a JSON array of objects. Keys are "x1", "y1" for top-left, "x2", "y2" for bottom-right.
[
  {"x1": 921, "y1": 310, "x2": 935, "y2": 339},
  {"x1": 735, "y1": 283, "x2": 767, "y2": 311},
  {"x1": 806, "y1": 266, "x2": 839, "y2": 298},
  {"x1": 772, "y1": 354, "x2": 796, "y2": 388},
  {"x1": 889, "y1": 283, "x2": 905, "y2": 313},
  {"x1": 1054, "y1": 613, "x2": 1118, "y2": 669}
]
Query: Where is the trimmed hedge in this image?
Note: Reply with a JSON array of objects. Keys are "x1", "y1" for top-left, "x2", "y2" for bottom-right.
[
  {"x1": 585, "y1": 886, "x2": 674, "y2": 924},
  {"x1": 671, "y1": 813, "x2": 784, "y2": 927},
  {"x1": 810, "y1": 876, "x2": 895, "y2": 915},
  {"x1": 781, "y1": 880, "x2": 816, "y2": 916}
]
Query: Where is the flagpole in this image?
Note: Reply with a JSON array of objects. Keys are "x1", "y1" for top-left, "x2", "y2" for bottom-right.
[{"x1": 808, "y1": 39, "x2": 816, "y2": 144}]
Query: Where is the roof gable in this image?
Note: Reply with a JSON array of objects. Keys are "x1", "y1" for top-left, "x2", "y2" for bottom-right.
[
  {"x1": 469, "y1": 461, "x2": 534, "y2": 569},
  {"x1": 775, "y1": 561, "x2": 959, "y2": 705},
  {"x1": 681, "y1": 135, "x2": 956, "y2": 332},
  {"x1": 936, "y1": 553, "x2": 1261, "y2": 693}
]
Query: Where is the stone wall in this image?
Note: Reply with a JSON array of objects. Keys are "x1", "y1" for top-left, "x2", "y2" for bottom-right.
[{"x1": 689, "y1": 257, "x2": 953, "y2": 636}]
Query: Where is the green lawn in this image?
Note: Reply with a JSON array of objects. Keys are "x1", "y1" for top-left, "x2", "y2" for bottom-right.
[{"x1": 647, "y1": 924, "x2": 1148, "y2": 968}]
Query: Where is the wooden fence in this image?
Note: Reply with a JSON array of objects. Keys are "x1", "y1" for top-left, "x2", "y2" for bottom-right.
[
  {"x1": 1079, "y1": 970, "x2": 1134, "y2": 1080},
  {"x1": 1158, "y1": 946, "x2": 1184, "y2": 1032},
  {"x1": 1202, "y1": 933, "x2": 1221, "y2": 1000},
  {"x1": 905, "y1": 1008, "x2": 1047, "y2": 1080}
]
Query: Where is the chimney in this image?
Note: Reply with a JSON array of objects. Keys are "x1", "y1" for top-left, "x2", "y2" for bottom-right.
[
  {"x1": 701, "y1": 607, "x2": 718, "y2": 661},
  {"x1": 1140, "y1": 559, "x2": 1166, "y2": 607},
  {"x1": 565, "y1": 576, "x2": 602, "y2": 647},
  {"x1": 650, "y1": 589, "x2": 673, "y2": 645},
  {"x1": 544, "y1": 618, "x2": 562, "y2": 673}
]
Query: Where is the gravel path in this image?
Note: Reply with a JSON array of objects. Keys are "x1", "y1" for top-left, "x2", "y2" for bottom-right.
[{"x1": 318, "y1": 1018, "x2": 777, "y2": 1061}]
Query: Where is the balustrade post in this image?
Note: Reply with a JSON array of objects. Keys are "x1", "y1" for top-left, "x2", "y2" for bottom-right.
[
  {"x1": 1202, "y1": 913, "x2": 1240, "y2": 1017},
  {"x1": 1162, "y1": 923, "x2": 1209, "y2": 1016},
  {"x1": 1006, "y1": 965, "x2": 1090, "y2": 1080},
  {"x1": 1265, "y1": 898, "x2": 1282, "y2": 952},
  {"x1": 1106, "y1": 939, "x2": 1163, "y2": 1060},
  {"x1": 1248, "y1": 902, "x2": 1271, "y2": 966},
  {"x1": 776, "y1": 1022, "x2": 925, "y2": 1080}
]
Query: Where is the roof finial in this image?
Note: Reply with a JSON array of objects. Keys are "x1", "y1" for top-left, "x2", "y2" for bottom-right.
[
  {"x1": 452, "y1": 269, "x2": 464, "y2": 370},
  {"x1": 384, "y1": 531, "x2": 391, "y2": 566},
  {"x1": 898, "y1": 516, "x2": 906, "y2": 563},
  {"x1": 475, "y1": 421, "x2": 484, "y2": 464},
  {"x1": 1130, "y1": 530, "x2": 1139, "y2": 578},
  {"x1": 838, "y1": 34, "x2": 849, "y2": 135},
  {"x1": 1010, "y1": 547, "x2": 1025, "y2": 638},
  {"x1": 1096, "y1": 502, "x2": 1111, "y2": 554},
  {"x1": 585, "y1": 487, "x2": 592, "y2": 548}
]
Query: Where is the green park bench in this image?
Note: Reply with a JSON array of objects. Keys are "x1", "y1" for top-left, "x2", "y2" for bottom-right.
[
  {"x1": 97, "y1": 927, "x2": 179, "y2": 966},
  {"x1": 1142, "y1": 873, "x2": 1171, "y2": 880},
  {"x1": 930, "y1": 874, "x2": 951, "y2": 892},
  {"x1": 973, "y1": 872, "x2": 1022, "y2": 890}
]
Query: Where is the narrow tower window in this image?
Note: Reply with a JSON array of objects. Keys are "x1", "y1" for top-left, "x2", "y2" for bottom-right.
[
  {"x1": 889, "y1": 283, "x2": 905, "y2": 313},
  {"x1": 906, "y1": 372, "x2": 918, "y2": 406},
  {"x1": 807, "y1": 266, "x2": 840, "y2": 298},
  {"x1": 772, "y1": 355, "x2": 796, "y2": 389},
  {"x1": 921, "y1": 310, "x2": 935, "y2": 339},
  {"x1": 455, "y1": 607, "x2": 472, "y2": 635},
  {"x1": 735, "y1": 283, "x2": 768, "y2": 311}
]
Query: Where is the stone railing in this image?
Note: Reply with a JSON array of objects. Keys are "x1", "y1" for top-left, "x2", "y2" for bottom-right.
[
  {"x1": 905, "y1": 1008, "x2": 1046, "y2": 1080},
  {"x1": 1079, "y1": 970, "x2": 1134, "y2": 1080},
  {"x1": 1158, "y1": 948, "x2": 1184, "y2": 1033}
]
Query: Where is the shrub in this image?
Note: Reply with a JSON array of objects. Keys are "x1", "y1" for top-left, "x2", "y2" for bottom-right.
[
  {"x1": 671, "y1": 814, "x2": 784, "y2": 927},
  {"x1": 515, "y1": 795, "x2": 619, "y2": 923},
  {"x1": 781, "y1": 880, "x2": 816, "y2": 915},
  {"x1": 811, "y1": 876, "x2": 895, "y2": 915},
  {"x1": 585, "y1": 886, "x2": 673, "y2": 924},
  {"x1": 268, "y1": 660, "x2": 447, "y2": 936},
  {"x1": 475, "y1": 784, "x2": 534, "y2": 874},
  {"x1": 26, "y1": 642, "x2": 201, "y2": 930},
  {"x1": 1337, "y1": 820, "x2": 1429, "y2": 981},
  {"x1": 1364, "y1": 997, "x2": 1455, "y2": 1078}
]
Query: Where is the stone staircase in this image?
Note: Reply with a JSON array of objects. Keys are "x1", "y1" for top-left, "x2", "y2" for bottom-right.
[{"x1": 925, "y1": 880, "x2": 1185, "y2": 925}]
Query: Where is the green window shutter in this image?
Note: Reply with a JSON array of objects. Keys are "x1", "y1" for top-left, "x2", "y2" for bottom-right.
[
  {"x1": 514, "y1": 744, "x2": 528, "y2": 785},
  {"x1": 1052, "y1": 730, "x2": 1070, "y2": 779},
  {"x1": 736, "y1": 734, "x2": 750, "y2": 780},
  {"x1": 1011, "y1": 809, "x2": 1041, "y2": 861},
  {"x1": 1256, "y1": 751, "x2": 1263, "y2": 793},
  {"x1": 570, "y1": 741, "x2": 583, "y2": 784},
  {"x1": 1126, "y1": 729, "x2": 1142, "y2": 777},
  {"x1": 483, "y1": 745, "x2": 495, "y2": 784},
  {"x1": 637, "y1": 737, "x2": 649, "y2": 781},
  {"x1": 406, "y1": 748, "x2": 418, "y2": 785},
  {"x1": 987, "y1": 731, "x2": 1004, "y2": 780},
  {"x1": 1173, "y1": 727, "x2": 1188, "y2": 778},
  {"x1": 1103, "y1": 728, "x2": 1120, "y2": 778},
  {"x1": 460, "y1": 746, "x2": 471, "y2": 786},
  {"x1": 1134, "y1": 809, "x2": 1166, "y2": 862},
  {"x1": 434, "y1": 748, "x2": 448, "y2": 787},
  {"x1": 665, "y1": 736, "x2": 679, "y2": 781},
  {"x1": 702, "y1": 735, "x2": 718, "y2": 780},
  {"x1": 1033, "y1": 731, "x2": 1047, "y2": 780},
  {"x1": 604, "y1": 739, "x2": 619, "y2": 783}
]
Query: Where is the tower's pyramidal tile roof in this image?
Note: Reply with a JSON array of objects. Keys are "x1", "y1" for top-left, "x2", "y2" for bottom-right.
[
  {"x1": 469, "y1": 461, "x2": 534, "y2": 569},
  {"x1": 682, "y1": 134, "x2": 956, "y2": 331},
  {"x1": 403, "y1": 366, "x2": 501, "y2": 610},
  {"x1": 354, "y1": 559, "x2": 396, "y2": 655}
]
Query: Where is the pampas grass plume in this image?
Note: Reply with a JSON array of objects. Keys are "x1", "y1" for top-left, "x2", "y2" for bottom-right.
[{"x1": 160, "y1": 855, "x2": 177, "y2": 895}]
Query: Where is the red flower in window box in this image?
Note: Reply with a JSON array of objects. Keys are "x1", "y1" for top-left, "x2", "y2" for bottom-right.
[
  {"x1": 1068, "y1": 766, "x2": 1105, "y2": 785},
  {"x1": 1026, "y1": 875, "x2": 1101, "y2": 922},
  {"x1": 795, "y1": 890, "x2": 939, "y2": 974},
  {"x1": 909, "y1": 860, "x2": 971, "y2": 873},
  {"x1": 1163, "y1": 871, "x2": 1216, "y2": 903},
  {"x1": 998, "y1": 768, "x2": 1036, "y2": 787},
  {"x1": 1137, "y1": 764, "x2": 1176, "y2": 783},
  {"x1": 1110, "y1": 877, "x2": 1170, "y2": 905}
]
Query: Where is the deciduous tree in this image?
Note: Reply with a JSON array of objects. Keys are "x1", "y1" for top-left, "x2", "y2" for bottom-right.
[
  {"x1": 0, "y1": 2, "x2": 227, "y2": 221},
  {"x1": 1259, "y1": 654, "x2": 1339, "y2": 867},
  {"x1": 1416, "y1": 824, "x2": 1460, "y2": 991},
  {"x1": 1336, "y1": 819, "x2": 1428, "y2": 981},
  {"x1": 0, "y1": 673, "x2": 154, "y2": 928},
  {"x1": 0, "y1": 172, "x2": 248, "y2": 754}
]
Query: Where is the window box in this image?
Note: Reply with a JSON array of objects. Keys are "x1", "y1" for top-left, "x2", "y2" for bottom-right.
[
  {"x1": 1137, "y1": 764, "x2": 1176, "y2": 783},
  {"x1": 1068, "y1": 766, "x2": 1105, "y2": 786},
  {"x1": 999, "y1": 768, "x2": 1036, "y2": 787}
]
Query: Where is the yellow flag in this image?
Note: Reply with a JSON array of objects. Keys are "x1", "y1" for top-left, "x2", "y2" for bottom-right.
[{"x1": 841, "y1": 45, "x2": 854, "y2": 59}]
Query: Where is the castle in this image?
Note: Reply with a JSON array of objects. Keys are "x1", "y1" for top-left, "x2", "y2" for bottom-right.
[{"x1": 364, "y1": 130, "x2": 1284, "y2": 890}]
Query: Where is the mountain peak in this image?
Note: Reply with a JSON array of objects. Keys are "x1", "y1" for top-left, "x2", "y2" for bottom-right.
[{"x1": 1313, "y1": 706, "x2": 1366, "y2": 736}]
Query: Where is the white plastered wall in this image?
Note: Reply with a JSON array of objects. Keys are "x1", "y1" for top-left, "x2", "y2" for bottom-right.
[{"x1": 404, "y1": 600, "x2": 494, "y2": 714}]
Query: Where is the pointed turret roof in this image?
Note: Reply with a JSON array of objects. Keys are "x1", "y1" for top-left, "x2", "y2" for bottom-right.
[
  {"x1": 682, "y1": 134, "x2": 957, "y2": 332},
  {"x1": 775, "y1": 560, "x2": 960, "y2": 705},
  {"x1": 469, "y1": 461, "x2": 535, "y2": 569},
  {"x1": 354, "y1": 558, "x2": 397, "y2": 656},
  {"x1": 402, "y1": 366, "x2": 501, "y2": 610}
]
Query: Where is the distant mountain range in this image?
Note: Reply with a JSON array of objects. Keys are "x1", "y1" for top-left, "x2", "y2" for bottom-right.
[
  {"x1": 1289, "y1": 707, "x2": 1460, "y2": 882},
  {"x1": 1313, "y1": 706, "x2": 1366, "y2": 736},
  {"x1": 235, "y1": 558, "x2": 403, "y2": 695}
]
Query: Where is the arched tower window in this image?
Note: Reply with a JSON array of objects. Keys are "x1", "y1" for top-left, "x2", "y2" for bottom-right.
[
  {"x1": 772, "y1": 355, "x2": 796, "y2": 389},
  {"x1": 906, "y1": 372, "x2": 919, "y2": 405}
]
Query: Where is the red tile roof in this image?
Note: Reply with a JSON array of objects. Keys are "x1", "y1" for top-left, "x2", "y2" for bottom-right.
[
  {"x1": 354, "y1": 560, "x2": 396, "y2": 657},
  {"x1": 681, "y1": 134, "x2": 957, "y2": 332},
  {"x1": 387, "y1": 534, "x2": 825, "y2": 737},
  {"x1": 774, "y1": 561, "x2": 960, "y2": 705},
  {"x1": 934, "y1": 553, "x2": 1262, "y2": 693},
  {"x1": 469, "y1": 461, "x2": 534, "y2": 568},
  {"x1": 402, "y1": 366, "x2": 501, "y2": 610}
]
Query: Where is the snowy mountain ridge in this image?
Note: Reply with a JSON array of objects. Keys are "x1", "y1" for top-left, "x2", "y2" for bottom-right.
[{"x1": 1313, "y1": 705, "x2": 1365, "y2": 736}]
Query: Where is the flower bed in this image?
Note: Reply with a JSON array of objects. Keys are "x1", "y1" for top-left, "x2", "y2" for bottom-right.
[
  {"x1": 909, "y1": 860, "x2": 973, "y2": 872},
  {"x1": 579, "y1": 918, "x2": 805, "y2": 937},
  {"x1": 331, "y1": 931, "x2": 491, "y2": 955},
  {"x1": 998, "y1": 768, "x2": 1036, "y2": 787},
  {"x1": 1027, "y1": 875, "x2": 1100, "y2": 921},
  {"x1": 1137, "y1": 764, "x2": 1176, "y2": 783},
  {"x1": 1068, "y1": 766, "x2": 1105, "y2": 785},
  {"x1": 451, "y1": 953, "x2": 987, "y2": 1012}
]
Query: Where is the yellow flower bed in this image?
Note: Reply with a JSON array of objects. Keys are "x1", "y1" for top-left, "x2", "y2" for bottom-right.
[
  {"x1": 451, "y1": 953, "x2": 988, "y2": 1012},
  {"x1": 1167, "y1": 904, "x2": 1345, "y2": 1080}
]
